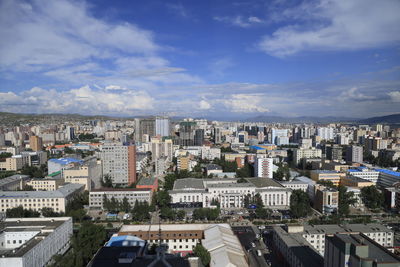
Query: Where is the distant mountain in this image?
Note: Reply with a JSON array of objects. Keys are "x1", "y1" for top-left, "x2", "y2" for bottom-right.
[
  {"x1": 243, "y1": 115, "x2": 359, "y2": 123},
  {"x1": 357, "y1": 113, "x2": 400, "y2": 124}
]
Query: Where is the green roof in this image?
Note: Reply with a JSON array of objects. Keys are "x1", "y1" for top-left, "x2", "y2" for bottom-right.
[{"x1": 48, "y1": 170, "x2": 61, "y2": 177}]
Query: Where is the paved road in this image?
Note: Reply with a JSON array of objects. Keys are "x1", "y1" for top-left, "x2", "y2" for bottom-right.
[{"x1": 232, "y1": 226, "x2": 270, "y2": 267}]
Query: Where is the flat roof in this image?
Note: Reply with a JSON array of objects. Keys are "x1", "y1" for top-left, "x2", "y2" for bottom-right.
[
  {"x1": 48, "y1": 157, "x2": 83, "y2": 165},
  {"x1": 246, "y1": 177, "x2": 284, "y2": 188},
  {"x1": 333, "y1": 233, "x2": 400, "y2": 263},
  {"x1": 0, "y1": 183, "x2": 84, "y2": 199},
  {"x1": 91, "y1": 188, "x2": 152, "y2": 192},
  {"x1": 136, "y1": 177, "x2": 157, "y2": 186},
  {"x1": 0, "y1": 175, "x2": 30, "y2": 186},
  {"x1": 173, "y1": 178, "x2": 205, "y2": 190}
]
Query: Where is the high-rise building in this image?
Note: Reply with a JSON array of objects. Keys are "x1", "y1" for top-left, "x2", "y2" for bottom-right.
[
  {"x1": 178, "y1": 121, "x2": 197, "y2": 146},
  {"x1": 254, "y1": 156, "x2": 273, "y2": 178},
  {"x1": 325, "y1": 145, "x2": 342, "y2": 161},
  {"x1": 155, "y1": 116, "x2": 170, "y2": 136},
  {"x1": 134, "y1": 118, "x2": 156, "y2": 142},
  {"x1": 213, "y1": 127, "x2": 222, "y2": 144},
  {"x1": 65, "y1": 126, "x2": 75, "y2": 141},
  {"x1": 271, "y1": 128, "x2": 288, "y2": 145},
  {"x1": 194, "y1": 129, "x2": 204, "y2": 146},
  {"x1": 29, "y1": 135, "x2": 43, "y2": 151},
  {"x1": 317, "y1": 127, "x2": 334, "y2": 140},
  {"x1": 346, "y1": 145, "x2": 363, "y2": 163},
  {"x1": 100, "y1": 143, "x2": 137, "y2": 186},
  {"x1": 0, "y1": 133, "x2": 5, "y2": 146}
]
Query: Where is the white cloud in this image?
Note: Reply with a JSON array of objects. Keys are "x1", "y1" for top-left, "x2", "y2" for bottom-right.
[
  {"x1": 339, "y1": 87, "x2": 375, "y2": 100},
  {"x1": 259, "y1": 0, "x2": 400, "y2": 57},
  {"x1": 214, "y1": 15, "x2": 264, "y2": 28},
  {"x1": 199, "y1": 100, "x2": 211, "y2": 110},
  {"x1": 0, "y1": 86, "x2": 154, "y2": 114},
  {"x1": 105, "y1": 85, "x2": 128, "y2": 91},
  {"x1": 209, "y1": 57, "x2": 235, "y2": 77},
  {"x1": 223, "y1": 94, "x2": 269, "y2": 113},
  {"x1": 388, "y1": 91, "x2": 400, "y2": 102}
]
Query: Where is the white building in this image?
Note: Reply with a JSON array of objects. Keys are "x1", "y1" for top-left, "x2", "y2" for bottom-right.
[
  {"x1": 279, "y1": 180, "x2": 308, "y2": 192},
  {"x1": 0, "y1": 183, "x2": 85, "y2": 213},
  {"x1": 317, "y1": 127, "x2": 334, "y2": 140},
  {"x1": 89, "y1": 188, "x2": 153, "y2": 209},
  {"x1": 271, "y1": 129, "x2": 288, "y2": 145},
  {"x1": 0, "y1": 217, "x2": 73, "y2": 267},
  {"x1": 168, "y1": 178, "x2": 291, "y2": 209},
  {"x1": 347, "y1": 167, "x2": 379, "y2": 184},
  {"x1": 254, "y1": 156, "x2": 273, "y2": 178},
  {"x1": 293, "y1": 148, "x2": 322, "y2": 165},
  {"x1": 201, "y1": 146, "x2": 221, "y2": 160}
]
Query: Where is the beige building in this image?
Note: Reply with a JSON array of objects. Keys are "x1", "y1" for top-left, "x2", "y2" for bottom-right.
[
  {"x1": 0, "y1": 155, "x2": 29, "y2": 171},
  {"x1": 340, "y1": 175, "x2": 374, "y2": 188},
  {"x1": 310, "y1": 170, "x2": 343, "y2": 186},
  {"x1": 29, "y1": 135, "x2": 43, "y2": 152},
  {"x1": 27, "y1": 179, "x2": 64, "y2": 191},
  {"x1": 0, "y1": 183, "x2": 84, "y2": 213},
  {"x1": 314, "y1": 184, "x2": 339, "y2": 214}
]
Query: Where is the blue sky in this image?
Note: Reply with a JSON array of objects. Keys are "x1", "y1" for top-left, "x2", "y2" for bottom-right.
[{"x1": 0, "y1": 0, "x2": 399, "y2": 118}]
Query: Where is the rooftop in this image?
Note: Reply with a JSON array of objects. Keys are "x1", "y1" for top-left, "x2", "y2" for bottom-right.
[
  {"x1": 0, "y1": 175, "x2": 30, "y2": 187},
  {"x1": 0, "y1": 183, "x2": 84, "y2": 199},
  {"x1": 136, "y1": 177, "x2": 157, "y2": 186},
  {"x1": 48, "y1": 157, "x2": 83, "y2": 165},
  {"x1": 173, "y1": 178, "x2": 205, "y2": 190},
  {"x1": 376, "y1": 169, "x2": 400, "y2": 177},
  {"x1": 91, "y1": 188, "x2": 152, "y2": 192},
  {"x1": 246, "y1": 177, "x2": 284, "y2": 188}
]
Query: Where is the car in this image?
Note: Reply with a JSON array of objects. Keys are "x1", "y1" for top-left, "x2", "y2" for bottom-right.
[
  {"x1": 257, "y1": 250, "x2": 262, "y2": 256},
  {"x1": 251, "y1": 242, "x2": 256, "y2": 248}
]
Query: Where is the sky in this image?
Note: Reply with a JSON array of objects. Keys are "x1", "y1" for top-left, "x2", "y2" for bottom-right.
[{"x1": 0, "y1": 0, "x2": 400, "y2": 119}]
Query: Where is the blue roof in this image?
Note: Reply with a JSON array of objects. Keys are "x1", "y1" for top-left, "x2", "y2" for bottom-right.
[
  {"x1": 106, "y1": 235, "x2": 146, "y2": 247},
  {"x1": 376, "y1": 169, "x2": 400, "y2": 177},
  {"x1": 250, "y1": 146, "x2": 265, "y2": 150},
  {"x1": 48, "y1": 157, "x2": 83, "y2": 165}
]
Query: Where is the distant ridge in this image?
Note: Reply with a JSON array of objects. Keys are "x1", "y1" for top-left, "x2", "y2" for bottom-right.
[
  {"x1": 243, "y1": 115, "x2": 358, "y2": 123},
  {"x1": 357, "y1": 113, "x2": 400, "y2": 124}
]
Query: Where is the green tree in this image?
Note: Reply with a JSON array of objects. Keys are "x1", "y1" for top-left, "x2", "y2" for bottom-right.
[
  {"x1": 193, "y1": 244, "x2": 211, "y2": 267},
  {"x1": 361, "y1": 185, "x2": 384, "y2": 210},
  {"x1": 101, "y1": 174, "x2": 113, "y2": 188},
  {"x1": 236, "y1": 162, "x2": 252, "y2": 177},
  {"x1": 163, "y1": 173, "x2": 177, "y2": 190},
  {"x1": 337, "y1": 185, "x2": 357, "y2": 217},
  {"x1": 160, "y1": 206, "x2": 175, "y2": 220},
  {"x1": 176, "y1": 209, "x2": 186, "y2": 220},
  {"x1": 155, "y1": 190, "x2": 171, "y2": 208},
  {"x1": 255, "y1": 207, "x2": 270, "y2": 219},
  {"x1": 120, "y1": 196, "x2": 131, "y2": 213},
  {"x1": 41, "y1": 207, "x2": 62, "y2": 217},
  {"x1": 6, "y1": 206, "x2": 40, "y2": 218},
  {"x1": 290, "y1": 190, "x2": 312, "y2": 218}
]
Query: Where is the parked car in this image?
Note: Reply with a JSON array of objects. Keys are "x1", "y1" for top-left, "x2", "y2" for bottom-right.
[{"x1": 257, "y1": 250, "x2": 262, "y2": 257}]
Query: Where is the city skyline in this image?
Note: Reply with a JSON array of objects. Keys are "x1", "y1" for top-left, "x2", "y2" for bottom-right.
[{"x1": 0, "y1": 0, "x2": 400, "y2": 118}]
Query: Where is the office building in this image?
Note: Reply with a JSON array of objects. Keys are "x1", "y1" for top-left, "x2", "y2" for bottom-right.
[
  {"x1": 155, "y1": 116, "x2": 170, "y2": 136},
  {"x1": 47, "y1": 157, "x2": 83, "y2": 175},
  {"x1": 254, "y1": 156, "x2": 273, "y2": 178},
  {"x1": 0, "y1": 217, "x2": 73, "y2": 267},
  {"x1": 213, "y1": 127, "x2": 222, "y2": 144},
  {"x1": 177, "y1": 121, "x2": 197, "y2": 146},
  {"x1": 293, "y1": 148, "x2": 322, "y2": 165},
  {"x1": 314, "y1": 184, "x2": 339, "y2": 214},
  {"x1": 29, "y1": 135, "x2": 43, "y2": 152},
  {"x1": 194, "y1": 129, "x2": 204, "y2": 146},
  {"x1": 346, "y1": 145, "x2": 363, "y2": 163},
  {"x1": 376, "y1": 169, "x2": 400, "y2": 188},
  {"x1": 99, "y1": 143, "x2": 137, "y2": 186}
]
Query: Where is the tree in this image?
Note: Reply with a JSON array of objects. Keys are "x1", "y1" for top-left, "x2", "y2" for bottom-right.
[
  {"x1": 164, "y1": 173, "x2": 177, "y2": 190},
  {"x1": 193, "y1": 244, "x2": 211, "y2": 267},
  {"x1": 290, "y1": 190, "x2": 312, "y2": 218},
  {"x1": 255, "y1": 207, "x2": 270, "y2": 219},
  {"x1": 50, "y1": 222, "x2": 106, "y2": 267},
  {"x1": 6, "y1": 206, "x2": 40, "y2": 218},
  {"x1": 317, "y1": 180, "x2": 336, "y2": 188},
  {"x1": 41, "y1": 207, "x2": 62, "y2": 217},
  {"x1": 0, "y1": 152, "x2": 12, "y2": 159},
  {"x1": 254, "y1": 193, "x2": 264, "y2": 208},
  {"x1": 176, "y1": 209, "x2": 186, "y2": 220},
  {"x1": 155, "y1": 190, "x2": 171, "y2": 208},
  {"x1": 236, "y1": 162, "x2": 252, "y2": 178},
  {"x1": 131, "y1": 200, "x2": 151, "y2": 221},
  {"x1": 361, "y1": 185, "x2": 384, "y2": 210},
  {"x1": 337, "y1": 185, "x2": 357, "y2": 217},
  {"x1": 120, "y1": 196, "x2": 131, "y2": 213},
  {"x1": 101, "y1": 174, "x2": 113, "y2": 188},
  {"x1": 160, "y1": 206, "x2": 176, "y2": 220}
]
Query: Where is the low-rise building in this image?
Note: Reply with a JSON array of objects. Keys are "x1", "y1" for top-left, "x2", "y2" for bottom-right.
[
  {"x1": 205, "y1": 164, "x2": 223, "y2": 176},
  {"x1": 279, "y1": 180, "x2": 308, "y2": 192},
  {"x1": 0, "y1": 175, "x2": 30, "y2": 191},
  {"x1": 0, "y1": 217, "x2": 73, "y2": 267},
  {"x1": 376, "y1": 169, "x2": 400, "y2": 188},
  {"x1": 89, "y1": 188, "x2": 153, "y2": 209},
  {"x1": 340, "y1": 175, "x2": 374, "y2": 188},
  {"x1": 136, "y1": 176, "x2": 158, "y2": 192},
  {"x1": 314, "y1": 184, "x2": 339, "y2": 214},
  {"x1": 325, "y1": 233, "x2": 400, "y2": 267},
  {"x1": 0, "y1": 183, "x2": 85, "y2": 213},
  {"x1": 311, "y1": 170, "x2": 343, "y2": 186},
  {"x1": 27, "y1": 178, "x2": 64, "y2": 191},
  {"x1": 347, "y1": 167, "x2": 379, "y2": 184}
]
